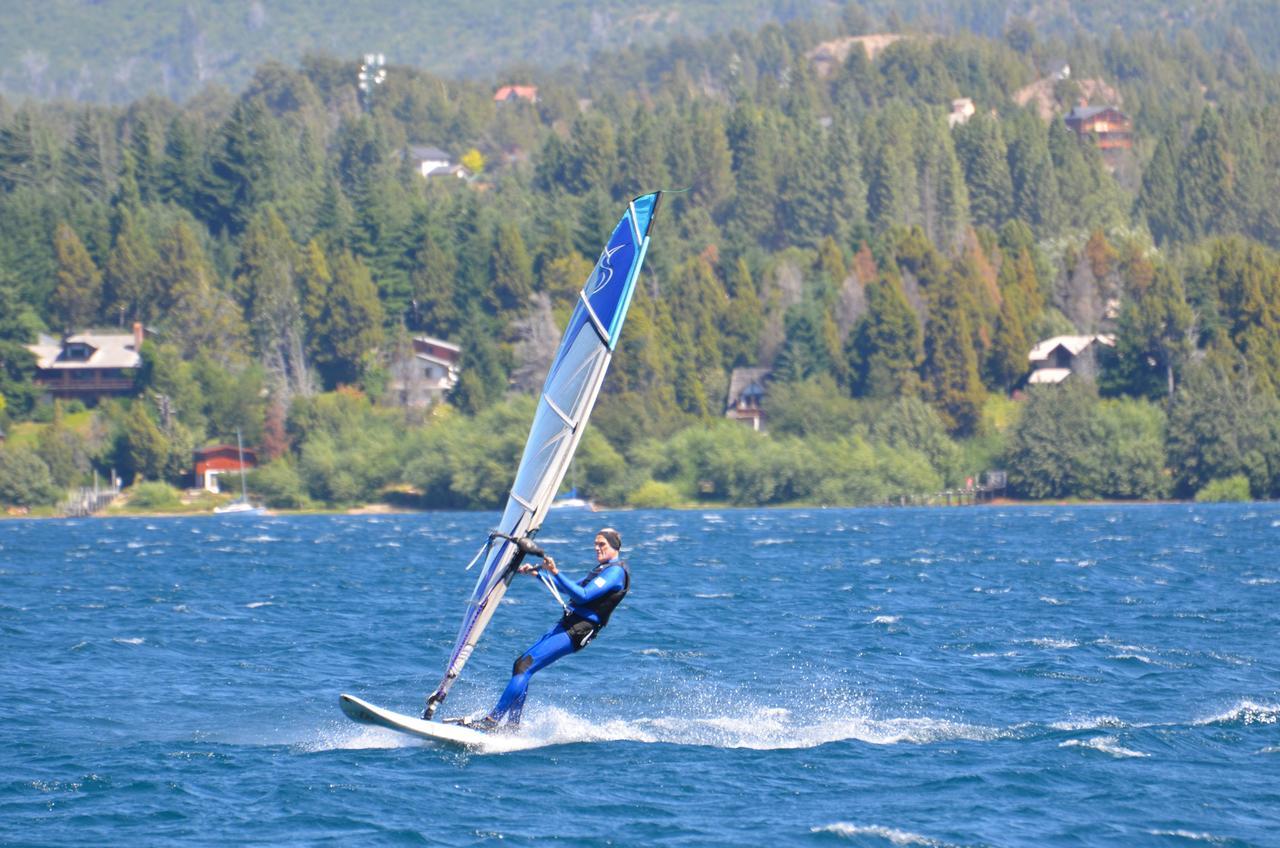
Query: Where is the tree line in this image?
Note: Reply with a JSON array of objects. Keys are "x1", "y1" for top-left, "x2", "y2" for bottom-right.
[{"x1": 2, "y1": 14, "x2": 1280, "y2": 509}]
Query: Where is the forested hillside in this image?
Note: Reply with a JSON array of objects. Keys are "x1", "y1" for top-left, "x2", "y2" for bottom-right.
[
  {"x1": 2, "y1": 11, "x2": 1280, "y2": 511},
  {"x1": 6, "y1": 0, "x2": 1280, "y2": 104}
]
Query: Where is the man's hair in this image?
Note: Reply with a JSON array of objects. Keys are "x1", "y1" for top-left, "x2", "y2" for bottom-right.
[{"x1": 597, "y1": 528, "x2": 622, "y2": 551}]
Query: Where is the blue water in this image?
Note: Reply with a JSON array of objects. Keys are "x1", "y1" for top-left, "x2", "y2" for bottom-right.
[{"x1": 2, "y1": 506, "x2": 1278, "y2": 847}]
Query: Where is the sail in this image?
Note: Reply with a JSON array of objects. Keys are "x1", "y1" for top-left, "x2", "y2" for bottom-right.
[{"x1": 423, "y1": 191, "x2": 662, "y2": 719}]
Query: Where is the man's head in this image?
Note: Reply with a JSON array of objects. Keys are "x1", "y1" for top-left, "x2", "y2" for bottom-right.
[{"x1": 594, "y1": 528, "x2": 621, "y2": 563}]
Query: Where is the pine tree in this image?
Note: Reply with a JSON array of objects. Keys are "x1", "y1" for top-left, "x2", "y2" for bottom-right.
[
  {"x1": 158, "y1": 221, "x2": 247, "y2": 363},
  {"x1": 487, "y1": 220, "x2": 534, "y2": 316},
  {"x1": 159, "y1": 116, "x2": 202, "y2": 210},
  {"x1": 51, "y1": 224, "x2": 103, "y2": 333},
  {"x1": 847, "y1": 271, "x2": 922, "y2": 398},
  {"x1": 954, "y1": 113, "x2": 1012, "y2": 231},
  {"x1": 104, "y1": 209, "x2": 160, "y2": 325},
  {"x1": 235, "y1": 209, "x2": 311, "y2": 400},
  {"x1": 312, "y1": 250, "x2": 386, "y2": 388},
  {"x1": 1178, "y1": 108, "x2": 1235, "y2": 241},
  {"x1": 1137, "y1": 129, "x2": 1181, "y2": 245}
]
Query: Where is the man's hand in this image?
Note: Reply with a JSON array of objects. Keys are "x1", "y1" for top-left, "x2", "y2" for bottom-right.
[
  {"x1": 542, "y1": 556, "x2": 558, "y2": 576},
  {"x1": 517, "y1": 563, "x2": 537, "y2": 575}
]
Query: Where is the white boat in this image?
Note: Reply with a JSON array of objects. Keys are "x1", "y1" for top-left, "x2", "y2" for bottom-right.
[{"x1": 213, "y1": 429, "x2": 266, "y2": 516}]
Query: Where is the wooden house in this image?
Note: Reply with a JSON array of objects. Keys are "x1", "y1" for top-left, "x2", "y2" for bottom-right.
[
  {"x1": 1064, "y1": 104, "x2": 1133, "y2": 151},
  {"x1": 724, "y1": 367, "x2": 771, "y2": 432},
  {"x1": 26, "y1": 323, "x2": 143, "y2": 401}
]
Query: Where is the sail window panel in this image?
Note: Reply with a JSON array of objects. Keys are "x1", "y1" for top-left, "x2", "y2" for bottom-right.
[
  {"x1": 544, "y1": 325, "x2": 607, "y2": 422},
  {"x1": 583, "y1": 234, "x2": 638, "y2": 335},
  {"x1": 510, "y1": 405, "x2": 573, "y2": 506}
]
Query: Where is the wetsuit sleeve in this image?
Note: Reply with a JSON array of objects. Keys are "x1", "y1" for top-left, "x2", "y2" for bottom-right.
[{"x1": 550, "y1": 565, "x2": 625, "y2": 606}]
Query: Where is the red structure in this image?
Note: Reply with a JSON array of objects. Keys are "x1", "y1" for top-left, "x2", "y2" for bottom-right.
[{"x1": 194, "y1": 444, "x2": 258, "y2": 492}]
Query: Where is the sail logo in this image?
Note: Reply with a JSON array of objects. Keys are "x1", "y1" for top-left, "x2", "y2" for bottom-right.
[{"x1": 586, "y1": 243, "x2": 625, "y2": 296}]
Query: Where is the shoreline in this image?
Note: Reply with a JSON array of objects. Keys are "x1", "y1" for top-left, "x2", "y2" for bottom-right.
[{"x1": 2, "y1": 497, "x2": 1258, "y2": 521}]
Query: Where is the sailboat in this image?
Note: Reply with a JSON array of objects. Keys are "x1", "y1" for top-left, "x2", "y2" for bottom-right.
[
  {"x1": 213, "y1": 429, "x2": 266, "y2": 516},
  {"x1": 339, "y1": 191, "x2": 662, "y2": 744}
]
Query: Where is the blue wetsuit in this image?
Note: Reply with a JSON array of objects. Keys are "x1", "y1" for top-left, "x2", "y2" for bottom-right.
[{"x1": 488, "y1": 557, "x2": 629, "y2": 725}]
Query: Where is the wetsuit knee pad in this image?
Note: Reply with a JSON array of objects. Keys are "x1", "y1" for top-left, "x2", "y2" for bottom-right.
[{"x1": 513, "y1": 654, "x2": 534, "y2": 675}]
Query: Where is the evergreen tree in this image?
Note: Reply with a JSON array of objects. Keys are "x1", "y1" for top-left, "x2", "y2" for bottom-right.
[
  {"x1": 954, "y1": 113, "x2": 1012, "y2": 231},
  {"x1": 1111, "y1": 259, "x2": 1193, "y2": 398},
  {"x1": 159, "y1": 115, "x2": 202, "y2": 210},
  {"x1": 158, "y1": 221, "x2": 246, "y2": 363},
  {"x1": 487, "y1": 220, "x2": 534, "y2": 315},
  {"x1": 1178, "y1": 108, "x2": 1235, "y2": 241},
  {"x1": 51, "y1": 224, "x2": 103, "y2": 332},
  {"x1": 312, "y1": 250, "x2": 385, "y2": 388},
  {"x1": 1137, "y1": 128, "x2": 1181, "y2": 245},
  {"x1": 847, "y1": 271, "x2": 922, "y2": 398},
  {"x1": 104, "y1": 209, "x2": 161, "y2": 325},
  {"x1": 236, "y1": 209, "x2": 311, "y2": 400}
]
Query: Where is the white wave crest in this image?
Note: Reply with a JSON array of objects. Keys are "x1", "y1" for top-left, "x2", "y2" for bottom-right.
[
  {"x1": 1059, "y1": 736, "x2": 1148, "y2": 758},
  {"x1": 1195, "y1": 700, "x2": 1280, "y2": 726},
  {"x1": 1147, "y1": 830, "x2": 1229, "y2": 843},
  {"x1": 1030, "y1": 637, "x2": 1079, "y2": 649},
  {"x1": 1050, "y1": 715, "x2": 1128, "y2": 731},
  {"x1": 813, "y1": 822, "x2": 951, "y2": 845}
]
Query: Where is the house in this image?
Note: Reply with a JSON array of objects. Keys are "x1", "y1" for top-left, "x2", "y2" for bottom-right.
[
  {"x1": 948, "y1": 97, "x2": 975, "y2": 128},
  {"x1": 1025, "y1": 334, "x2": 1115, "y2": 385},
  {"x1": 388, "y1": 335, "x2": 461, "y2": 408},
  {"x1": 408, "y1": 145, "x2": 469, "y2": 179},
  {"x1": 27, "y1": 323, "x2": 144, "y2": 401},
  {"x1": 493, "y1": 85, "x2": 538, "y2": 104},
  {"x1": 725, "y1": 367, "x2": 771, "y2": 432},
  {"x1": 1065, "y1": 104, "x2": 1133, "y2": 151},
  {"x1": 194, "y1": 443, "x2": 257, "y2": 493}
]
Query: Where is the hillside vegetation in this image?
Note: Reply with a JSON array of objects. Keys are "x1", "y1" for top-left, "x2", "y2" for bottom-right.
[{"x1": 2, "y1": 10, "x2": 1280, "y2": 510}]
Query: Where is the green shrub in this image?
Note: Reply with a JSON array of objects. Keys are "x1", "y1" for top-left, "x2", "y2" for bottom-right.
[
  {"x1": 627, "y1": 480, "x2": 682, "y2": 509},
  {"x1": 128, "y1": 481, "x2": 182, "y2": 510},
  {"x1": 0, "y1": 445, "x2": 61, "y2": 506},
  {"x1": 247, "y1": 460, "x2": 310, "y2": 509},
  {"x1": 1194, "y1": 475, "x2": 1252, "y2": 502}
]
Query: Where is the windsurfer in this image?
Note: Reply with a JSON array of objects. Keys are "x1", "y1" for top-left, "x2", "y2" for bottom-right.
[{"x1": 476, "y1": 528, "x2": 629, "y2": 729}]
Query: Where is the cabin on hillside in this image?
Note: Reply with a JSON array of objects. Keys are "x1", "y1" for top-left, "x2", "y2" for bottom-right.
[
  {"x1": 194, "y1": 443, "x2": 258, "y2": 493},
  {"x1": 948, "y1": 98, "x2": 975, "y2": 128},
  {"x1": 1065, "y1": 104, "x2": 1133, "y2": 151},
  {"x1": 725, "y1": 367, "x2": 771, "y2": 432},
  {"x1": 388, "y1": 335, "x2": 461, "y2": 408},
  {"x1": 26, "y1": 323, "x2": 144, "y2": 402},
  {"x1": 408, "y1": 145, "x2": 470, "y2": 179},
  {"x1": 1025, "y1": 334, "x2": 1115, "y2": 386}
]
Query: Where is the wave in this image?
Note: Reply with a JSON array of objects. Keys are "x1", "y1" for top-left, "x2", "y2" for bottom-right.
[
  {"x1": 813, "y1": 823, "x2": 956, "y2": 846},
  {"x1": 1194, "y1": 700, "x2": 1279, "y2": 727},
  {"x1": 1059, "y1": 736, "x2": 1148, "y2": 758},
  {"x1": 1146, "y1": 830, "x2": 1231, "y2": 843}
]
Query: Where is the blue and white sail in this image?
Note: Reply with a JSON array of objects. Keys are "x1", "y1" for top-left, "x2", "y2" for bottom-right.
[{"x1": 423, "y1": 192, "x2": 662, "y2": 719}]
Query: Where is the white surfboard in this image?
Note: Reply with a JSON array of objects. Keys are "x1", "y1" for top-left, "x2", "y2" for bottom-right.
[{"x1": 339, "y1": 694, "x2": 491, "y2": 749}]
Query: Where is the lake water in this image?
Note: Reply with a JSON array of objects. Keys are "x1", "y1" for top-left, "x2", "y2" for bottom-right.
[{"x1": 2, "y1": 505, "x2": 1278, "y2": 847}]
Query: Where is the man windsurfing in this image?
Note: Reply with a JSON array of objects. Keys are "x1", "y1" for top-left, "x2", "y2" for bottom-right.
[{"x1": 461, "y1": 527, "x2": 629, "y2": 730}]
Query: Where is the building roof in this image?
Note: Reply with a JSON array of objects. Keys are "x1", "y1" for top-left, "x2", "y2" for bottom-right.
[
  {"x1": 494, "y1": 85, "x2": 538, "y2": 102},
  {"x1": 1027, "y1": 334, "x2": 1115, "y2": 362},
  {"x1": 1066, "y1": 104, "x2": 1125, "y2": 122},
  {"x1": 726, "y1": 367, "x2": 771, "y2": 405},
  {"x1": 408, "y1": 145, "x2": 451, "y2": 162},
  {"x1": 28, "y1": 332, "x2": 142, "y2": 370}
]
